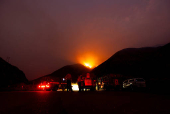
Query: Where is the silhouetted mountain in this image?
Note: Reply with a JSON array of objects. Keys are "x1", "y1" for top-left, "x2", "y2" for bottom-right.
[
  {"x1": 32, "y1": 64, "x2": 91, "y2": 83},
  {"x1": 92, "y1": 43, "x2": 170, "y2": 80},
  {"x1": 0, "y1": 57, "x2": 28, "y2": 88}
]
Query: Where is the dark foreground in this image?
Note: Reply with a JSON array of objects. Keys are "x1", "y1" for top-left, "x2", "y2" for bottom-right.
[{"x1": 0, "y1": 91, "x2": 170, "y2": 114}]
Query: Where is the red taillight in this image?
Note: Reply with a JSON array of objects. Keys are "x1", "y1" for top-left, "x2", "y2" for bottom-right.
[
  {"x1": 39, "y1": 83, "x2": 50, "y2": 89},
  {"x1": 41, "y1": 85, "x2": 45, "y2": 88},
  {"x1": 46, "y1": 85, "x2": 50, "y2": 87}
]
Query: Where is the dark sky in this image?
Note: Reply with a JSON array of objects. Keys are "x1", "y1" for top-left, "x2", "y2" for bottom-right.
[{"x1": 0, "y1": 0, "x2": 170, "y2": 80}]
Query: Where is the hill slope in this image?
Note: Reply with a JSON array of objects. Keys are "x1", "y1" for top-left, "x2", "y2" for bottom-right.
[
  {"x1": 32, "y1": 64, "x2": 91, "y2": 83},
  {"x1": 0, "y1": 57, "x2": 28, "y2": 88},
  {"x1": 49, "y1": 64, "x2": 91, "y2": 81},
  {"x1": 92, "y1": 43, "x2": 170, "y2": 79}
]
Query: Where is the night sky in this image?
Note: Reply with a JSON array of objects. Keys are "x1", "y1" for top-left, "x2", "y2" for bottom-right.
[{"x1": 0, "y1": 0, "x2": 170, "y2": 80}]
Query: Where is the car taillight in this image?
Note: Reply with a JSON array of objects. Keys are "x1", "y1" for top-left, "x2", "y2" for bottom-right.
[
  {"x1": 46, "y1": 85, "x2": 50, "y2": 87},
  {"x1": 41, "y1": 85, "x2": 45, "y2": 88}
]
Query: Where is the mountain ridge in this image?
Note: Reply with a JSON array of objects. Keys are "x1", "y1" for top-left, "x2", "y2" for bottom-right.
[
  {"x1": 31, "y1": 63, "x2": 91, "y2": 83},
  {"x1": 0, "y1": 57, "x2": 28, "y2": 88},
  {"x1": 91, "y1": 42, "x2": 170, "y2": 79}
]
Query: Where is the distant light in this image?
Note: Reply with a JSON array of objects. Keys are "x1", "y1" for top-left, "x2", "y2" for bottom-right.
[
  {"x1": 84, "y1": 63, "x2": 92, "y2": 68},
  {"x1": 71, "y1": 83, "x2": 79, "y2": 91},
  {"x1": 63, "y1": 78, "x2": 65, "y2": 81},
  {"x1": 39, "y1": 85, "x2": 40, "y2": 88}
]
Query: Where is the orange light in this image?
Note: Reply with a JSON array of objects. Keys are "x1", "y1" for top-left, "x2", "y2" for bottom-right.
[
  {"x1": 39, "y1": 85, "x2": 40, "y2": 88},
  {"x1": 77, "y1": 53, "x2": 99, "y2": 69},
  {"x1": 84, "y1": 63, "x2": 92, "y2": 68}
]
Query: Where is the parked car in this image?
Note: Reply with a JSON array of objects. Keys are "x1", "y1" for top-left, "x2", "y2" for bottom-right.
[{"x1": 123, "y1": 78, "x2": 146, "y2": 91}]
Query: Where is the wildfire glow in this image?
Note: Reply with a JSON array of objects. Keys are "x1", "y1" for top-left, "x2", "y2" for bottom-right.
[
  {"x1": 84, "y1": 63, "x2": 92, "y2": 68},
  {"x1": 75, "y1": 51, "x2": 104, "y2": 69},
  {"x1": 76, "y1": 53, "x2": 100, "y2": 69}
]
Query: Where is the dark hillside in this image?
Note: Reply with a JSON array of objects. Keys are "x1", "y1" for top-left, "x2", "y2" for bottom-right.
[
  {"x1": 49, "y1": 64, "x2": 91, "y2": 82},
  {"x1": 32, "y1": 64, "x2": 91, "y2": 83},
  {"x1": 92, "y1": 43, "x2": 170, "y2": 79},
  {"x1": 0, "y1": 57, "x2": 28, "y2": 89},
  {"x1": 91, "y1": 43, "x2": 170, "y2": 92}
]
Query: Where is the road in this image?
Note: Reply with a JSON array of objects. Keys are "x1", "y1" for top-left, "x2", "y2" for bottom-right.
[{"x1": 0, "y1": 91, "x2": 170, "y2": 114}]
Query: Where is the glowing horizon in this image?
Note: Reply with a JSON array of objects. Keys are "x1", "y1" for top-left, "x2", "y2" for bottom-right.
[
  {"x1": 84, "y1": 63, "x2": 92, "y2": 68},
  {"x1": 1, "y1": 0, "x2": 170, "y2": 80},
  {"x1": 76, "y1": 52, "x2": 101, "y2": 69}
]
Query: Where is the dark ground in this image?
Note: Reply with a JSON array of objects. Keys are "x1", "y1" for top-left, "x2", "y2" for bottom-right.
[{"x1": 0, "y1": 91, "x2": 170, "y2": 114}]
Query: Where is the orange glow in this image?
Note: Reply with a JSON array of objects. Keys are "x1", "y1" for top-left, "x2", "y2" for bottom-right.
[
  {"x1": 77, "y1": 53, "x2": 100, "y2": 69},
  {"x1": 84, "y1": 63, "x2": 92, "y2": 68}
]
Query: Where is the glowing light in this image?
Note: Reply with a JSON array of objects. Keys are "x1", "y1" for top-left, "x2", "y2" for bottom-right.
[
  {"x1": 84, "y1": 63, "x2": 92, "y2": 68},
  {"x1": 46, "y1": 85, "x2": 50, "y2": 87},
  {"x1": 76, "y1": 53, "x2": 100, "y2": 69},
  {"x1": 41, "y1": 85, "x2": 45, "y2": 88},
  {"x1": 84, "y1": 79, "x2": 92, "y2": 86},
  {"x1": 71, "y1": 83, "x2": 79, "y2": 91}
]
